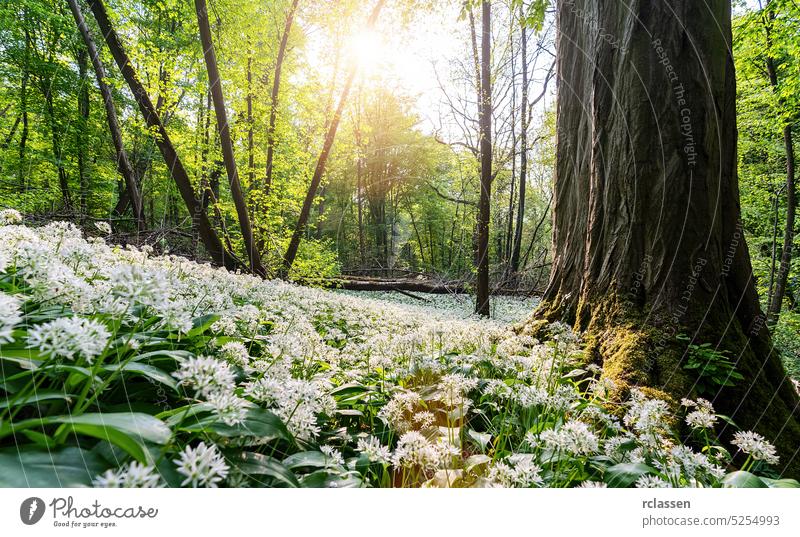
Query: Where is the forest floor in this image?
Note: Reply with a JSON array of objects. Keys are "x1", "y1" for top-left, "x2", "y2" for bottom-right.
[{"x1": 0, "y1": 220, "x2": 793, "y2": 487}]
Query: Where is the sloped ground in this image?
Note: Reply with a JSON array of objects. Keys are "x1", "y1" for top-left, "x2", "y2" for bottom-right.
[{"x1": 0, "y1": 212, "x2": 792, "y2": 488}]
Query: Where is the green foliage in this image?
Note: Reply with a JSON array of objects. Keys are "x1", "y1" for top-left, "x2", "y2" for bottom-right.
[{"x1": 678, "y1": 334, "x2": 744, "y2": 395}]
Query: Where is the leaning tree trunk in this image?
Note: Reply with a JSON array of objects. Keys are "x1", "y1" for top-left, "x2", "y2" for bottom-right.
[
  {"x1": 279, "y1": 0, "x2": 385, "y2": 279},
  {"x1": 195, "y1": 0, "x2": 264, "y2": 276},
  {"x1": 67, "y1": 0, "x2": 145, "y2": 230},
  {"x1": 87, "y1": 0, "x2": 235, "y2": 269},
  {"x1": 532, "y1": 0, "x2": 800, "y2": 477}
]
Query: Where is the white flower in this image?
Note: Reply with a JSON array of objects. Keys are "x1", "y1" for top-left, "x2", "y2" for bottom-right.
[
  {"x1": 392, "y1": 431, "x2": 440, "y2": 469},
  {"x1": 356, "y1": 435, "x2": 392, "y2": 464},
  {"x1": 320, "y1": 445, "x2": 344, "y2": 467},
  {"x1": 732, "y1": 431, "x2": 779, "y2": 465},
  {"x1": 577, "y1": 480, "x2": 607, "y2": 488},
  {"x1": 172, "y1": 355, "x2": 237, "y2": 397},
  {"x1": 0, "y1": 292, "x2": 23, "y2": 343},
  {"x1": 218, "y1": 341, "x2": 250, "y2": 368},
  {"x1": 636, "y1": 475, "x2": 672, "y2": 488},
  {"x1": 540, "y1": 420, "x2": 598, "y2": 456},
  {"x1": 26, "y1": 316, "x2": 110, "y2": 363},
  {"x1": 205, "y1": 391, "x2": 249, "y2": 426},
  {"x1": 624, "y1": 390, "x2": 670, "y2": 434},
  {"x1": 0, "y1": 209, "x2": 22, "y2": 225},
  {"x1": 94, "y1": 221, "x2": 112, "y2": 235},
  {"x1": 93, "y1": 462, "x2": 163, "y2": 488},
  {"x1": 174, "y1": 442, "x2": 229, "y2": 488}
]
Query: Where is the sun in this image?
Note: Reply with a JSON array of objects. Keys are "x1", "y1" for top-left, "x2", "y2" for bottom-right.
[{"x1": 347, "y1": 29, "x2": 386, "y2": 73}]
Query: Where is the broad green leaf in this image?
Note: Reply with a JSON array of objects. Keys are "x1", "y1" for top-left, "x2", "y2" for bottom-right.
[
  {"x1": 234, "y1": 452, "x2": 300, "y2": 487},
  {"x1": 102, "y1": 362, "x2": 178, "y2": 390},
  {"x1": 722, "y1": 471, "x2": 769, "y2": 488},
  {"x1": 0, "y1": 447, "x2": 107, "y2": 487},
  {"x1": 604, "y1": 463, "x2": 657, "y2": 488},
  {"x1": 54, "y1": 412, "x2": 171, "y2": 445},
  {"x1": 0, "y1": 390, "x2": 74, "y2": 410}
]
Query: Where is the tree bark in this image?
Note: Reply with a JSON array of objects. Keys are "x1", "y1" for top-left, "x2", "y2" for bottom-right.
[
  {"x1": 475, "y1": 0, "x2": 492, "y2": 316},
  {"x1": 76, "y1": 47, "x2": 90, "y2": 223},
  {"x1": 87, "y1": 0, "x2": 234, "y2": 269},
  {"x1": 510, "y1": 6, "x2": 528, "y2": 277},
  {"x1": 534, "y1": 0, "x2": 800, "y2": 477},
  {"x1": 195, "y1": 0, "x2": 265, "y2": 276},
  {"x1": 18, "y1": 20, "x2": 30, "y2": 192},
  {"x1": 279, "y1": 0, "x2": 385, "y2": 279},
  {"x1": 764, "y1": 0, "x2": 796, "y2": 325},
  {"x1": 67, "y1": 0, "x2": 145, "y2": 230},
  {"x1": 264, "y1": 0, "x2": 300, "y2": 196}
]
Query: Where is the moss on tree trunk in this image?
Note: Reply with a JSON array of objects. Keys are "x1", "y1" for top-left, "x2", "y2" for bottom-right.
[{"x1": 534, "y1": 0, "x2": 800, "y2": 477}]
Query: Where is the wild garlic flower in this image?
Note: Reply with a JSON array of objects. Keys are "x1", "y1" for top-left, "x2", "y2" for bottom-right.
[
  {"x1": 540, "y1": 420, "x2": 598, "y2": 456},
  {"x1": 320, "y1": 445, "x2": 345, "y2": 467},
  {"x1": 624, "y1": 390, "x2": 670, "y2": 434},
  {"x1": 635, "y1": 475, "x2": 672, "y2": 488},
  {"x1": 94, "y1": 221, "x2": 112, "y2": 235},
  {"x1": 218, "y1": 341, "x2": 251, "y2": 368},
  {"x1": 174, "y1": 442, "x2": 229, "y2": 488},
  {"x1": 93, "y1": 462, "x2": 163, "y2": 488},
  {"x1": 0, "y1": 292, "x2": 23, "y2": 343},
  {"x1": 205, "y1": 392, "x2": 249, "y2": 426},
  {"x1": 356, "y1": 435, "x2": 392, "y2": 464},
  {"x1": 392, "y1": 431, "x2": 441, "y2": 470},
  {"x1": 0, "y1": 208, "x2": 22, "y2": 225},
  {"x1": 172, "y1": 355, "x2": 237, "y2": 398},
  {"x1": 487, "y1": 457, "x2": 543, "y2": 487},
  {"x1": 732, "y1": 431, "x2": 779, "y2": 465},
  {"x1": 26, "y1": 316, "x2": 110, "y2": 363}
]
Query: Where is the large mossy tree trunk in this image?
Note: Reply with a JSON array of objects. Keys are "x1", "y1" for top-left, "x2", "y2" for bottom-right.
[{"x1": 534, "y1": 0, "x2": 800, "y2": 477}]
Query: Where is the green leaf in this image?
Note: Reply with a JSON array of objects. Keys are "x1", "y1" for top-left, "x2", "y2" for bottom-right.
[
  {"x1": 233, "y1": 452, "x2": 300, "y2": 487},
  {"x1": 102, "y1": 362, "x2": 178, "y2": 390},
  {"x1": 467, "y1": 429, "x2": 492, "y2": 451},
  {"x1": 0, "y1": 447, "x2": 107, "y2": 487},
  {"x1": 300, "y1": 470, "x2": 363, "y2": 488},
  {"x1": 55, "y1": 412, "x2": 171, "y2": 445},
  {"x1": 760, "y1": 477, "x2": 800, "y2": 488},
  {"x1": 66, "y1": 423, "x2": 148, "y2": 463},
  {"x1": 604, "y1": 463, "x2": 656, "y2": 488},
  {"x1": 186, "y1": 314, "x2": 219, "y2": 337},
  {"x1": 283, "y1": 451, "x2": 330, "y2": 470},
  {"x1": 0, "y1": 390, "x2": 74, "y2": 409},
  {"x1": 180, "y1": 407, "x2": 293, "y2": 445},
  {"x1": 722, "y1": 471, "x2": 769, "y2": 488}
]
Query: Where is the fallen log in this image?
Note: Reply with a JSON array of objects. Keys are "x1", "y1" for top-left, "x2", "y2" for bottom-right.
[{"x1": 322, "y1": 277, "x2": 468, "y2": 295}]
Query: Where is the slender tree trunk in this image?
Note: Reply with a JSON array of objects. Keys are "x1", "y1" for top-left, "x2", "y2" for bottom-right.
[
  {"x1": 279, "y1": 0, "x2": 385, "y2": 279},
  {"x1": 76, "y1": 47, "x2": 90, "y2": 224},
  {"x1": 510, "y1": 7, "x2": 528, "y2": 277},
  {"x1": 765, "y1": 1, "x2": 796, "y2": 325},
  {"x1": 88, "y1": 0, "x2": 234, "y2": 269},
  {"x1": 18, "y1": 21, "x2": 30, "y2": 192},
  {"x1": 1, "y1": 115, "x2": 21, "y2": 151},
  {"x1": 265, "y1": 0, "x2": 301, "y2": 196},
  {"x1": 767, "y1": 185, "x2": 783, "y2": 307},
  {"x1": 44, "y1": 89, "x2": 71, "y2": 210},
  {"x1": 475, "y1": 0, "x2": 492, "y2": 316},
  {"x1": 535, "y1": 0, "x2": 800, "y2": 477},
  {"x1": 195, "y1": 0, "x2": 264, "y2": 276},
  {"x1": 246, "y1": 51, "x2": 255, "y2": 195},
  {"x1": 69, "y1": 0, "x2": 145, "y2": 230}
]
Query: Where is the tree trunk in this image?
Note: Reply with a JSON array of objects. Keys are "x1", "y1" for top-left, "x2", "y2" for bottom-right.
[
  {"x1": 534, "y1": 0, "x2": 800, "y2": 477},
  {"x1": 18, "y1": 21, "x2": 30, "y2": 192},
  {"x1": 764, "y1": 0, "x2": 796, "y2": 326},
  {"x1": 475, "y1": 0, "x2": 491, "y2": 316},
  {"x1": 510, "y1": 7, "x2": 528, "y2": 277},
  {"x1": 68, "y1": 0, "x2": 145, "y2": 230},
  {"x1": 195, "y1": 0, "x2": 264, "y2": 276},
  {"x1": 264, "y1": 0, "x2": 300, "y2": 196},
  {"x1": 279, "y1": 0, "x2": 385, "y2": 279},
  {"x1": 76, "y1": 47, "x2": 90, "y2": 224},
  {"x1": 88, "y1": 0, "x2": 235, "y2": 269}
]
